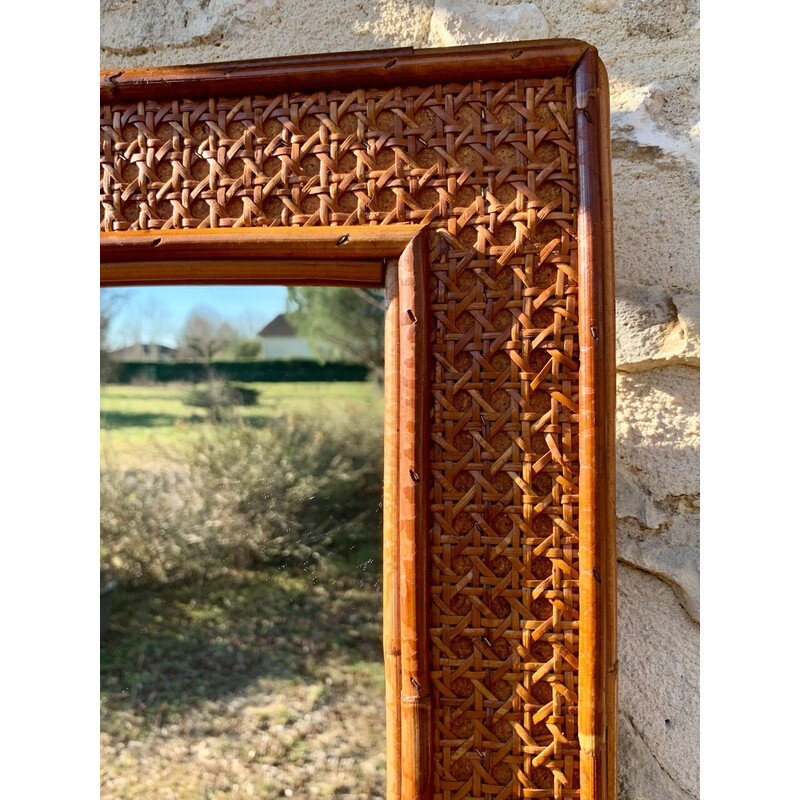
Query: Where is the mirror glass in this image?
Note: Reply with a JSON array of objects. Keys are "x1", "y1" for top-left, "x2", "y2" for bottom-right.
[{"x1": 100, "y1": 284, "x2": 387, "y2": 799}]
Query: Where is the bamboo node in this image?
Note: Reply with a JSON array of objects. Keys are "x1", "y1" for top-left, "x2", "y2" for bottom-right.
[{"x1": 401, "y1": 694, "x2": 432, "y2": 706}]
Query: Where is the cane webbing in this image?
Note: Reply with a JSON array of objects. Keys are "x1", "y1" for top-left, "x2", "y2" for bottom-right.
[{"x1": 100, "y1": 77, "x2": 580, "y2": 800}]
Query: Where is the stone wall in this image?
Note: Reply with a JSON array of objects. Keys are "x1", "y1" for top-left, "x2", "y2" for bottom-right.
[{"x1": 101, "y1": 3, "x2": 700, "y2": 798}]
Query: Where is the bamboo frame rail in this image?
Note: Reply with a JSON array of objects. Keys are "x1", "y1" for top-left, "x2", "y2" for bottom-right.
[
  {"x1": 100, "y1": 39, "x2": 616, "y2": 800},
  {"x1": 101, "y1": 40, "x2": 591, "y2": 101},
  {"x1": 383, "y1": 261, "x2": 403, "y2": 800},
  {"x1": 575, "y1": 49, "x2": 617, "y2": 800},
  {"x1": 100, "y1": 226, "x2": 424, "y2": 286},
  {"x1": 398, "y1": 232, "x2": 433, "y2": 799},
  {"x1": 99, "y1": 223, "x2": 432, "y2": 794}
]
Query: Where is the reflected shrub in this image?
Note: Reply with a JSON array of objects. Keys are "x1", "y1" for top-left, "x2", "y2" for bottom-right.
[
  {"x1": 100, "y1": 414, "x2": 383, "y2": 585},
  {"x1": 185, "y1": 377, "x2": 261, "y2": 423}
]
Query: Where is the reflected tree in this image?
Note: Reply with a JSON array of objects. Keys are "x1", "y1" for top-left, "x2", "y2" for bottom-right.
[{"x1": 285, "y1": 287, "x2": 385, "y2": 374}]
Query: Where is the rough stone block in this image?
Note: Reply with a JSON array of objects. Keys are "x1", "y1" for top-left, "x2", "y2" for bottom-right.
[
  {"x1": 611, "y1": 76, "x2": 699, "y2": 165},
  {"x1": 618, "y1": 712, "x2": 695, "y2": 800},
  {"x1": 622, "y1": 0, "x2": 698, "y2": 40},
  {"x1": 428, "y1": 0, "x2": 549, "y2": 47},
  {"x1": 612, "y1": 156, "x2": 699, "y2": 292},
  {"x1": 581, "y1": 0, "x2": 622, "y2": 12},
  {"x1": 618, "y1": 564, "x2": 699, "y2": 798},
  {"x1": 617, "y1": 280, "x2": 699, "y2": 371},
  {"x1": 101, "y1": 0, "x2": 436, "y2": 65},
  {"x1": 617, "y1": 511, "x2": 700, "y2": 621},
  {"x1": 617, "y1": 366, "x2": 699, "y2": 501},
  {"x1": 616, "y1": 462, "x2": 668, "y2": 529}
]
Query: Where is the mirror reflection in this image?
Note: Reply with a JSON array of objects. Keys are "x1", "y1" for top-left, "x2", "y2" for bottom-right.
[{"x1": 100, "y1": 284, "x2": 387, "y2": 799}]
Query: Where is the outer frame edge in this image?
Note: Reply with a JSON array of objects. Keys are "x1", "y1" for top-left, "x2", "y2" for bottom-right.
[
  {"x1": 101, "y1": 39, "x2": 591, "y2": 101},
  {"x1": 596, "y1": 54, "x2": 618, "y2": 800},
  {"x1": 575, "y1": 44, "x2": 617, "y2": 800}
]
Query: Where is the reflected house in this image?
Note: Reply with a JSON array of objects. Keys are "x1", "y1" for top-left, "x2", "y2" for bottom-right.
[
  {"x1": 257, "y1": 314, "x2": 313, "y2": 360},
  {"x1": 110, "y1": 343, "x2": 178, "y2": 362}
]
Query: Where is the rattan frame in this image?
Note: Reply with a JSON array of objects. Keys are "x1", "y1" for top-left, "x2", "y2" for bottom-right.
[{"x1": 100, "y1": 39, "x2": 615, "y2": 800}]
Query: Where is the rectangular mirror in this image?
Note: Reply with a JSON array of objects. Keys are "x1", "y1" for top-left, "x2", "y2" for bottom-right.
[{"x1": 101, "y1": 283, "x2": 389, "y2": 799}]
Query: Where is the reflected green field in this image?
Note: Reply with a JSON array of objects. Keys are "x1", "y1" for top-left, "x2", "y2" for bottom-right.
[{"x1": 100, "y1": 381, "x2": 383, "y2": 469}]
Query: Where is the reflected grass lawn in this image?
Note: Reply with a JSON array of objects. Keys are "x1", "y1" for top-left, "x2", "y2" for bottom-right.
[
  {"x1": 100, "y1": 379, "x2": 386, "y2": 798},
  {"x1": 101, "y1": 563, "x2": 386, "y2": 799},
  {"x1": 101, "y1": 381, "x2": 381, "y2": 426},
  {"x1": 100, "y1": 381, "x2": 383, "y2": 470}
]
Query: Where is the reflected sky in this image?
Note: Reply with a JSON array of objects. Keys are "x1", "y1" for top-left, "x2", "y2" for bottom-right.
[{"x1": 102, "y1": 285, "x2": 288, "y2": 348}]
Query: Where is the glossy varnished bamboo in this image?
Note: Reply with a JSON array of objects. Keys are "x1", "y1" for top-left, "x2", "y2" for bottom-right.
[
  {"x1": 575, "y1": 46, "x2": 617, "y2": 800},
  {"x1": 101, "y1": 259, "x2": 384, "y2": 287},
  {"x1": 101, "y1": 39, "x2": 590, "y2": 102},
  {"x1": 397, "y1": 234, "x2": 432, "y2": 799},
  {"x1": 100, "y1": 226, "x2": 426, "y2": 286},
  {"x1": 382, "y1": 260, "x2": 403, "y2": 800},
  {"x1": 101, "y1": 226, "x2": 425, "y2": 261},
  {"x1": 596, "y1": 56, "x2": 618, "y2": 800}
]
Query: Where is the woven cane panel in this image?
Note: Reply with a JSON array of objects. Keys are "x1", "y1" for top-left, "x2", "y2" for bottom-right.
[{"x1": 100, "y1": 78, "x2": 580, "y2": 800}]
